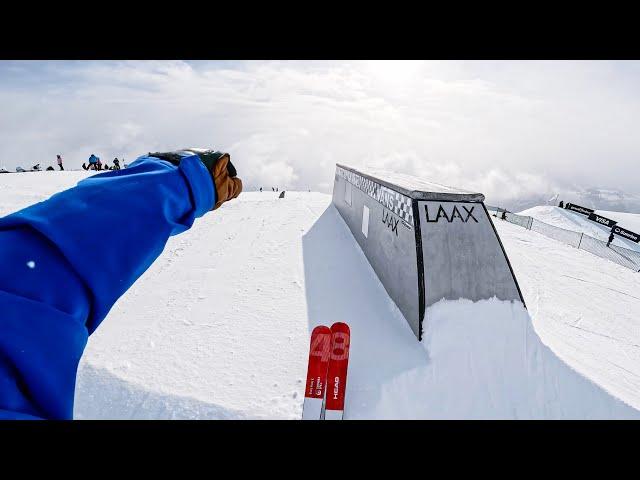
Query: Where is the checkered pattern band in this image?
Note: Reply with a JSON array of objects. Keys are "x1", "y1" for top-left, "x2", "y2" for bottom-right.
[{"x1": 336, "y1": 166, "x2": 414, "y2": 226}]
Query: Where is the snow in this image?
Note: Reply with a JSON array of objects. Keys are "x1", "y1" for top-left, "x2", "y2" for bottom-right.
[
  {"x1": 597, "y1": 209, "x2": 640, "y2": 234},
  {"x1": 1, "y1": 171, "x2": 640, "y2": 418},
  {"x1": 519, "y1": 205, "x2": 640, "y2": 252},
  {"x1": 0, "y1": 170, "x2": 92, "y2": 211},
  {"x1": 494, "y1": 219, "x2": 640, "y2": 413},
  {"x1": 364, "y1": 299, "x2": 638, "y2": 419}
]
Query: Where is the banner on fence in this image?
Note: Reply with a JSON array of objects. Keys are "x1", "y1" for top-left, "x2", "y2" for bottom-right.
[
  {"x1": 588, "y1": 212, "x2": 617, "y2": 229},
  {"x1": 565, "y1": 203, "x2": 594, "y2": 216},
  {"x1": 612, "y1": 225, "x2": 640, "y2": 243}
]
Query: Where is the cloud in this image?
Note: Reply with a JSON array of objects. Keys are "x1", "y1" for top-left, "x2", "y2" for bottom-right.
[{"x1": 0, "y1": 60, "x2": 639, "y2": 209}]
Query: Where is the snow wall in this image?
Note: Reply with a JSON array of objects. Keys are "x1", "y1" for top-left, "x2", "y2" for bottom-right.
[{"x1": 332, "y1": 164, "x2": 525, "y2": 340}]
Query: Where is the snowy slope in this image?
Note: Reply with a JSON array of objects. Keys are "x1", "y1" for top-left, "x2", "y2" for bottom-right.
[
  {"x1": 1, "y1": 172, "x2": 640, "y2": 418},
  {"x1": 495, "y1": 219, "x2": 640, "y2": 412},
  {"x1": 597, "y1": 209, "x2": 640, "y2": 234},
  {"x1": 0, "y1": 170, "x2": 92, "y2": 210},
  {"x1": 519, "y1": 205, "x2": 640, "y2": 252}
]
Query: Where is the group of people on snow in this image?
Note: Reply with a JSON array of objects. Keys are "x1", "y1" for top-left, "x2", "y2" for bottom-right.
[
  {"x1": 11, "y1": 154, "x2": 127, "y2": 173},
  {"x1": 82, "y1": 154, "x2": 122, "y2": 171}
]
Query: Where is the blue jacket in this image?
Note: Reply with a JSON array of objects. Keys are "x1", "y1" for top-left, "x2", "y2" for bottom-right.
[{"x1": 0, "y1": 154, "x2": 215, "y2": 419}]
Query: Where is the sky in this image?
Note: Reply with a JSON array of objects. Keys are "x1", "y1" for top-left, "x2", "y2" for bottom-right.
[{"x1": 1, "y1": 60, "x2": 639, "y2": 208}]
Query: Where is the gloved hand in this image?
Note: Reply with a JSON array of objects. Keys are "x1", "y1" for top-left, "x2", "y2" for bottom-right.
[
  {"x1": 148, "y1": 148, "x2": 243, "y2": 210},
  {"x1": 210, "y1": 153, "x2": 243, "y2": 210}
]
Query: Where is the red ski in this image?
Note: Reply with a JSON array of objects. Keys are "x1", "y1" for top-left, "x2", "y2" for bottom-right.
[
  {"x1": 324, "y1": 322, "x2": 351, "y2": 420},
  {"x1": 302, "y1": 325, "x2": 332, "y2": 420}
]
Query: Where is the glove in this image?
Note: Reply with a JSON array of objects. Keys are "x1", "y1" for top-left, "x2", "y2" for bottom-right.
[
  {"x1": 148, "y1": 148, "x2": 243, "y2": 210},
  {"x1": 210, "y1": 153, "x2": 243, "y2": 210}
]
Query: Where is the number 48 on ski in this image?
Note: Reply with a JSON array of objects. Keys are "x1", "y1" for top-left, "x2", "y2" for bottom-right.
[{"x1": 302, "y1": 322, "x2": 351, "y2": 420}]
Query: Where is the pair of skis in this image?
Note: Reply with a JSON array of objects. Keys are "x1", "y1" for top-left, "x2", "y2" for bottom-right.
[{"x1": 302, "y1": 322, "x2": 350, "y2": 420}]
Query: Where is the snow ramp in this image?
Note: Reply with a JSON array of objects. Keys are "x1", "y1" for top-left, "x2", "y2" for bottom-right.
[{"x1": 329, "y1": 164, "x2": 640, "y2": 418}]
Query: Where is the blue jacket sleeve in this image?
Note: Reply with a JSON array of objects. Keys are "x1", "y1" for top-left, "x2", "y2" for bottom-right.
[{"x1": 0, "y1": 155, "x2": 215, "y2": 419}]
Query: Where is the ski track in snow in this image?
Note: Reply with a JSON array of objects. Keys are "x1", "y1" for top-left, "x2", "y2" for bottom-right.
[{"x1": 1, "y1": 172, "x2": 640, "y2": 418}]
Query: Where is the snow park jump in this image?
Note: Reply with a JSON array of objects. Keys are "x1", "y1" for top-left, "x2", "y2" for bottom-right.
[{"x1": 332, "y1": 164, "x2": 640, "y2": 418}]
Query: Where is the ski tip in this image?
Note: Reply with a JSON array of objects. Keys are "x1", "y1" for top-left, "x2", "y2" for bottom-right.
[
  {"x1": 311, "y1": 325, "x2": 331, "y2": 335},
  {"x1": 330, "y1": 322, "x2": 350, "y2": 333}
]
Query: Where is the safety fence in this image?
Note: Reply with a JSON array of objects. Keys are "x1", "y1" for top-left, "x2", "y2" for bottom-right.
[{"x1": 485, "y1": 206, "x2": 640, "y2": 273}]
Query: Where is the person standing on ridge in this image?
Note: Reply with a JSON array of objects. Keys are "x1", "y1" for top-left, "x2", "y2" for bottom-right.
[
  {"x1": 607, "y1": 230, "x2": 615, "y2": 247},
  {"x1": 0, "y1": 147, "x2": 242, "y2": 420},
  {"x1": 57, "y1": 154, "x2": 64, "y2": 171}
]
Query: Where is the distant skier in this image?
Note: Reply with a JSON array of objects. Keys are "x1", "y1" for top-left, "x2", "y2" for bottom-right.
[
  {"x1": 607, "y1": 230, "x2": 615, "y2": 247},
  {"x1": 57, "y1": 154, "x2": 64, "y2": 171},
  {"x1": 558, "y1": 200, "x2": 564, "y2": 208},
  {"x1": 0, "y1": 147, "x2": 242, "y2": 420},
  {"x1": 260, "y1": 187, "x2": 262, "y2": 192},
  {"x1": 112, "y1": 157, "x2": 121, "y2": 170}
]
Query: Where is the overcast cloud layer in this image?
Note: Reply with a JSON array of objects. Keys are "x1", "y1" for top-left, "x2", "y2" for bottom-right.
[{"x1": 1, "y1": 60, "x2": 639, "y2": 209}]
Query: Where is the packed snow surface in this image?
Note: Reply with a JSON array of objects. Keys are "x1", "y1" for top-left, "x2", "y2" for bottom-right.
[
  {"x1": 370, "y1": 299, "x2": 637, "y2": 419},
  {"x1": 1, "y1": 171, "x2": 640, "y2": 418}
]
